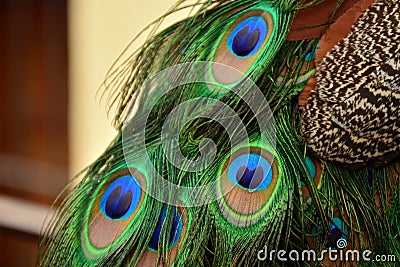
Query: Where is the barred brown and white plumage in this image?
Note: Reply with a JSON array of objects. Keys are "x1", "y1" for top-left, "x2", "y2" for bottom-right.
[{"x1": 301, "y1": 0, "x2": 400, "y2": 168}]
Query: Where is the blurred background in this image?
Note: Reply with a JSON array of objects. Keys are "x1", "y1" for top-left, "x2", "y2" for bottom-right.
[{"x1": 0, "y1": 0, "x2": 176, "y2": 265}]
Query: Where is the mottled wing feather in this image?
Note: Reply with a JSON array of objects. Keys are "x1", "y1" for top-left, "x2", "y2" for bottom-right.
[{"x1": 301, "y1": 0, "x2": 400, "y2": 167}]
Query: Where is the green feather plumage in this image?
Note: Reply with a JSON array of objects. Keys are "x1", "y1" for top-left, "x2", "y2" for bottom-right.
[{"x1": 38, "y1": 0, "x2": 400, "y2": 266}]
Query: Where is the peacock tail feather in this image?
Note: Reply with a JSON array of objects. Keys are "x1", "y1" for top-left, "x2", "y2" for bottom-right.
[{"x1": 38, "y1": 0, "x2": 399, "y2": 266}]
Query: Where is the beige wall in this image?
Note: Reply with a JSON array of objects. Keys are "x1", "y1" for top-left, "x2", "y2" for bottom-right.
[{"x1": 68, "y1": 0, "x2": 178, "y2": 176}]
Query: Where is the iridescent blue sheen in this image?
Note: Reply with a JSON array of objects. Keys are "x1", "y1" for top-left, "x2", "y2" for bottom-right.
[
  {"x1": 227, "y1": 17, "x2": 268, "y2": 58},
  {"x1": 228, "y1": 153, "x2": 272, "y2": 191},
  {"x1": 100, "y1": 175, "x2": 141, "y2": 220},
  {"x1": 327, "y1": 217, "x2": 349, "y2": 249},
  {"x1": 296, "y1": 41, "x2": 316, "y2": 61},
  {"x1": 301, "y1": 156, "x2": 317, "y2": 186},
  {"x1": 147, "y1": 205, "x2": 183, "y2": 252},
  {"x1": 312, "y1": 217, "x2": 348, "y2": 250},
  {"x1": 305, "y1": 156, "x2": 316, "y2": 178}
]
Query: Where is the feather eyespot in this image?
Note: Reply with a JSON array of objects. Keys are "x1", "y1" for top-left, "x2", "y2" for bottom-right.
[
  {"x1": 134, "y1": 206, "x2": 189, "y2": 266},
  {"x1": 147, "y1": 205, "x2": 183, "y2": 252},
  {"x1": 217, "y1": 146, "x2": 279, "y2": 226},
  {"x1": 85, "y1": 169, "x2": 146, "y2": 250},
  {"x1": 210, "y1": 9, "x2": 275, "y2": 85}
]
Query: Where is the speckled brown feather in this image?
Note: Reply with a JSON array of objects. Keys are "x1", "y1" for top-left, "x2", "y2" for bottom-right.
[{"x1": 301, "y1": 0, "x2": 400, "y2": 168}]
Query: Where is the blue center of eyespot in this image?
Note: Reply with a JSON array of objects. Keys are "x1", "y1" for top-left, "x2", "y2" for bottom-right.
[
  {"x1": 227, "y1": 17, "x2": 268, "y2": 58},
  {"x1": 147, "y1": 205, "x2": 183, "y2": 252},
  {"x1": 228, "y1": 153, "x2": 272, "y2": 191},
  {"x1": 100, "y1": 175, "x2": 141, "y2": 220}
]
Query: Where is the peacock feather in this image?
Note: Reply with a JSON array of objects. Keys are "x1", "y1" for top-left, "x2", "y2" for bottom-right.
[{"x1": 38, "y1": 0, "x2": 400, "y2": 266}]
